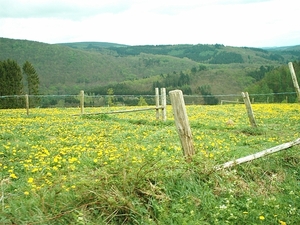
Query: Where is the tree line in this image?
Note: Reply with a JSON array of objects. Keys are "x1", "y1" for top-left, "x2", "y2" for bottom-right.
[
  {"x1": 0, "y1": 59, "x2": 40, "y2": 108},
  {"x1": 247, "y1": 61, "x2": 300, "y2": 103},
  {"x1": 152, "y1": 71, "x2": 192, "y2": 95},
  {"x1": 107, "y1": 44, "x2": 246, "y2": 64}
]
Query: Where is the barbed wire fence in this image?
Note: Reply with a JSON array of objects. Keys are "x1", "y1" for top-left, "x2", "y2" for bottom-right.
[{"x1": 0, "y1": 91, "x2": 298, "y2": 109}]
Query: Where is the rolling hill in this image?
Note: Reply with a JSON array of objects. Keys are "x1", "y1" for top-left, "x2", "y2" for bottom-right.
[{"x1": 1, "y1": 37, "x2": 299, "y2": 95}]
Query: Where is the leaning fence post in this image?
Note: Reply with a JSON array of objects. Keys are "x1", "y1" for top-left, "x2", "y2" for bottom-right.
[
  {"x1": 169, "y1": 90, "x2": 195, "y2": 161},
  {"x1": 161, "y1": 88, "x2": 167, "y2": 121},
  {"x1": 242, "y1": 92, "x2": 257, "y2": 127},
  {"x1": 25, "y1": 94, "x2": 29, "y2": 115},
  {"x1": 80, "y1": 90, "x2": 84, "y2": 115},
  {"x1": 288, "y1": 62, "x2": 300, "y2": 102},
  {"x1": 155, "y1": 88, "x2": 160, "y2": 120}
]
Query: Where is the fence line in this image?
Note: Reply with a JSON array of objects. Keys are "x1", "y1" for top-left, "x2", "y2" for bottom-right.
[
  {"x1": 0, "y1": 91, "x2": 298, "y2": 111},
  {"x1": 0, "y1": 91, "x2": 297, "y2": 99},
  {"x1": 73, "y1": 88, "x2": 167, "y2": 121},
  {"x1": 167, "y1": 89, "x2": 300, "y2": 163}
]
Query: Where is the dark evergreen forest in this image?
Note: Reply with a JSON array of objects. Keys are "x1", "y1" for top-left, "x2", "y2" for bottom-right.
[{"x1": 0, "y1": 59, "x2": 40, "y2": 108}]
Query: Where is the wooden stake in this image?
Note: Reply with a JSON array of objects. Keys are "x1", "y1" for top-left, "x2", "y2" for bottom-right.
[
  {"x1": 155, "y1": 88, "x2": 160, "y2": 120},
  {"x1": 80, "y1": 90, "x2": 84, "y2": 115},
  {"x1": 215, "y1": 138, "x2": 300, "y2": 170},
  {"x1": 161, "y1": 88, "x2": 167, "y2": 121},
  {"x1": 169, "y1": 90, "x2": 195, "y2": 160},
  {"x1": 288, "y1": 62, "x2": 300, "y2": 102},
  {"x1": 242, "y1": 92, "x2": 257, "y2": 127},
  {"x1": 25, "y1": 94, "x2": 29, "y2": 115}
]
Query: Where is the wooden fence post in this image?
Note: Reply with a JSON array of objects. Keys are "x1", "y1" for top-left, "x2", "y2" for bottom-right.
[
  {"x1": 155, "y1": 88, "x2": 160, "y2": 120},
  {"x1": 288, "y1": 62, "x2": 300, "y2": 102},
  {"x1": 242, "y1": 92, "x2": 257, "y2": 127},
  {"x1": 161, "y1": 88, "x2": 167, "y2": 121},
  {"x1": 169, "y1": 90, "x2": 195, "y2": 161},
  {"x1": 80, "y1": 90, "x2": 84, "y2": 115},
  {"x1": 25, "y1": 94, "x2": 29, "y2": 115}
]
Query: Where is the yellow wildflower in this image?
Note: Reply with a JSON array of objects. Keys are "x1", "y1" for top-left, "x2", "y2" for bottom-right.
[
  {"x1": 259, "y1": 215, "x2": 265, "y2": 220},
  {"x1": 10, "y1": 173, "x2": 18, "y2": 179}
]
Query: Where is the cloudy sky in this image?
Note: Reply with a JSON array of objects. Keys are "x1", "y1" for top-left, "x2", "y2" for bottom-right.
[{"x1": 0, "y1": 0, "x2": 299, "y2": 47}]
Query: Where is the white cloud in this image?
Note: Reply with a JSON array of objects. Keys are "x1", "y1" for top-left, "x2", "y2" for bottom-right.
[
  {"x1": 0, "y1": 0, "x2": 299, "y2": 47},
  {"x1": 0, "y1": 0, "x2": 132, "y2": 19}
]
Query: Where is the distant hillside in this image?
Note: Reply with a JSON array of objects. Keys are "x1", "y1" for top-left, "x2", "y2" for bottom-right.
[
  {"x1": 60, "y1": 42, "x2": 300, "y2": 64},
  {"x1": 0, "y1": 38, "x2": 198, "y2": 94},
  {"x1": 264, "y1": 45, "x2": 300, "y2": 51},
  {"x1": 58, "y1": 42, "x2": 128, "y2": 49},
  {"x1": 263, "y1": 45, "x2": 300, "y2": 63},
  {"x1": 1, "y1": 37, "x2": 300, "y2": 96}
]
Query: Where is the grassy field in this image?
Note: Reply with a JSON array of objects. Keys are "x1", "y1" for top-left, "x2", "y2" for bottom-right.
[{"x1": 0, "y1": 104, "x2": 299, "y2": 224}]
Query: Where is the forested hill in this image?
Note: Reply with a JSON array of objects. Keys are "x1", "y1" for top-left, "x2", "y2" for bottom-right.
[
  {"x1": 0, "y1": 38, "x2": 198, "y2": 94},
  {"x1": 1, "y1": 37, "x2": 300, "y2": 96},
  {"x1": 59, "y1": 42, "x2": 300, "y2": 64}
]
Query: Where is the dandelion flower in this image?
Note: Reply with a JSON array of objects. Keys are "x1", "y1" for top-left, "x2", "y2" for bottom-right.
[
  {"x1": 9, "y1": 173, "x2": 18, "y2": 179},
  {"x1": 24, "y1": 191, "x2": 29, "y2": 195},
  {"x1": 279, "y1": 220, "x2": 286, "y2": 225},
  {"x1": 259, "y1": 215, "x2": 265, "y2": 220}
]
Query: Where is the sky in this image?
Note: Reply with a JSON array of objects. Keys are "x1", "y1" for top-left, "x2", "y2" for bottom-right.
[{"x1": 0, "y1": 0, "x2": 299, "y2": 48}]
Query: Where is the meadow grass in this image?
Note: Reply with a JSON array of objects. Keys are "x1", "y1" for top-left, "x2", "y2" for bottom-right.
[{"x1": 0, "y1": 104, "x2": 299, "y2": 224}]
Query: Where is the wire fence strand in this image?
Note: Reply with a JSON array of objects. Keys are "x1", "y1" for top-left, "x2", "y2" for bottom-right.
[{"x1": 0, "y1": 91, "x2": 298, "y2": 109}]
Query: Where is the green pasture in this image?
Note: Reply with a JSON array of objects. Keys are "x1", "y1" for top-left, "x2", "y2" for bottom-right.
[{"x1": 0, "y1": 104, "x2": 299, "y2": 224}]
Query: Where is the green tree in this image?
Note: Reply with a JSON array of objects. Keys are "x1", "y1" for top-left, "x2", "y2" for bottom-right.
[
  {"x1": 198, "y1": 85, "x2": 218, "y2": 105},
  {"x1": 23, "y1": 61, "x2": 39, "y2": 95},
  {"x1": 138, "y1": 96, "x2": 148, "y2": 106},
  {"x1": 0, "y1": 59, "x2": 24, "y2": 108},
  {"x1": 246, "y1": 61, "x2": 300, "y2": 103},
  {"x1": 178, "y1": 72, "x2": 190, "y2": 86},
  {"x1": 210, "y1": 52, "x2": 244, "y2": 64},
  {"x1": 191, "y1": 67, "x2": 197, "y2": 73},
  {"x1": 247, "y1": 82, "x2": 274, "y2": 103},
  {"x1": 107, "y1": 88, "x2": 114, "y2": 106},
  {"x1": 181, "y1": 84, "x2": 192, "y2": 95},
  {"x1": 23, "y1": 61, "x2": 40, "y2": 107},
  {"x1": 246, "y1": 65, "x2": 273, "y2": 82},
  {"x1": 198, "y1": 64, "x2": 207, "y2": 71},
  {"x1": 0, "y1": 61, "x2": 6, "y2": 96}
]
